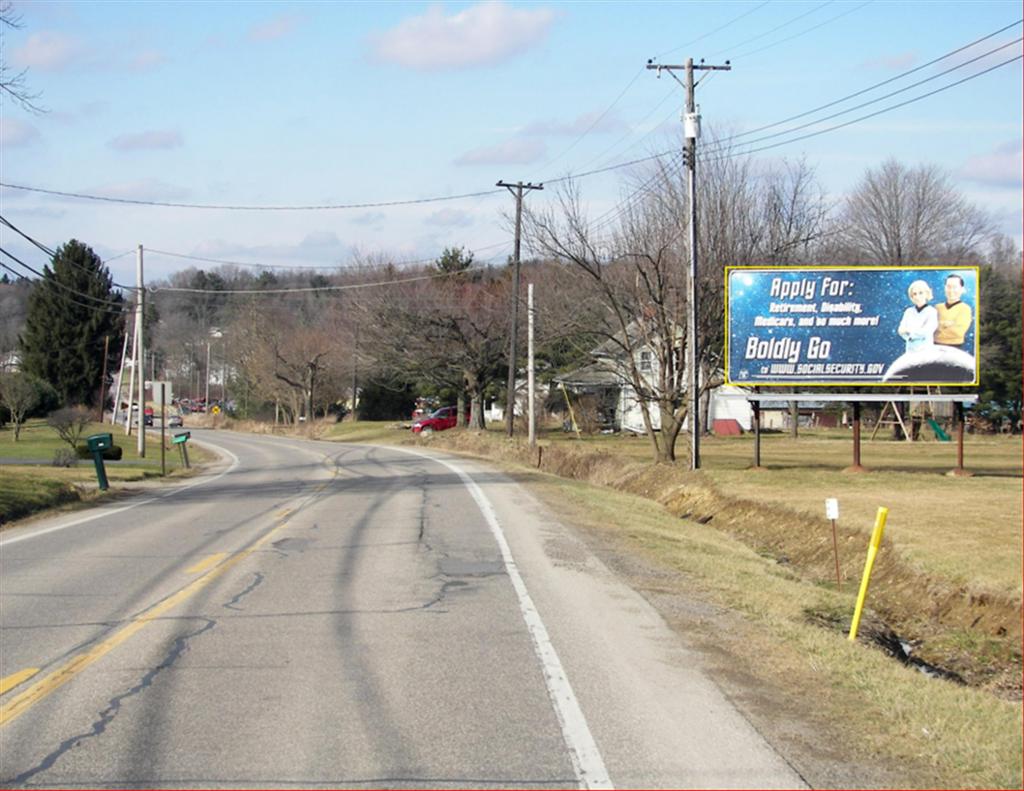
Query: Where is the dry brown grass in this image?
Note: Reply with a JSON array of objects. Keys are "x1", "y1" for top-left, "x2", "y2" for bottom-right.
[{"x1": 421, "y1": 428, "x2": 1022, "y2": 695}]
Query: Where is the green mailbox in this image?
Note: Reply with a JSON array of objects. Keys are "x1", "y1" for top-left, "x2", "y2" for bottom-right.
[
  {"x1": 173, "y1": 431, "x2": 191, "y2": 468},
  {"x1": 86, "y1": 432, "x2": 113, "y2": 490},
  {"x1": 87, "y1": 433, "x2": 113, "y2": 453}
]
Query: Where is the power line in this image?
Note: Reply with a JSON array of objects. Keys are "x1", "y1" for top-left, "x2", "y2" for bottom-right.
[
  {"x1": 731, "y1": 18, "x2": 1023, "y2": 141},
  {"x1": 0, "y1": 184, "x2": 506, "y2": 212},
  {"x1": 0, "y1": 248, "x2": 130, "y2": 315},
  {"x1": 704, "y1": 36, "x2": 1022, "y2": 156},
  {"x1": 655, "y1": 1, "x2": 772, "y2": 59},
  {"x1": 707, "y1": 52, "x2": 1022, "y2": 162},
  {"x1": 0, "y1": 214, "x2": 136, "y2": 290},
  {"x1": 152, "y1": 253, "x2": 511, "y2": 296},
  {"x1": 726, "y1": 0, "x2": 874, "y2": 60},
  {"x1": 711, "y1": 0, "x2": 836, "y2": 56},
  {"x1": 145, "y1": 241, "x2": 511, "y2": 272}
]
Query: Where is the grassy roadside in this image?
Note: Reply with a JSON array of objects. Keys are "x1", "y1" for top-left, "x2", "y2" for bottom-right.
[
  {"x1": 0, "y1": 419, "x2": 211, "y2": 525},
  {"x1": 314, "y1": 418, "x2": 1022, "y2": 788}
]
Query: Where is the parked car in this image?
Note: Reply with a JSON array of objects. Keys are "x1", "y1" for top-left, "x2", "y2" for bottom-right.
[
  {"x1": 143, "y1": 406, "x2": 154, "y2": 426},
  {"x1": 411, "y1": 406, "x2": 465, "y2": 434},
  {"x1": 168, "y1": 414, "x2": 183, "y2": 428}
]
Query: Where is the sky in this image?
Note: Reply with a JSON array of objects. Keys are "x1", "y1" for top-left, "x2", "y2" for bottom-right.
[{"x1": 1, "y1": 0, "x2": 1021, "y2": 287}]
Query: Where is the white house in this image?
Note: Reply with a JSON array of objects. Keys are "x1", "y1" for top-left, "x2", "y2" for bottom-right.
[{"x1": 553, "y1": 327, "x2": 753, "y2": 434}]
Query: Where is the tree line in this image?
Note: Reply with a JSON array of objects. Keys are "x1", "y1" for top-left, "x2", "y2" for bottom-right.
[{"x1": 2, "y1": 150, "x2": 1020, "y2": 460}]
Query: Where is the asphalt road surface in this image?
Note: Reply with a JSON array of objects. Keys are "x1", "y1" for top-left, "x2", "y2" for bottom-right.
[{"x1": 0, "y1": 430, "x2": 805, "y2": 789}]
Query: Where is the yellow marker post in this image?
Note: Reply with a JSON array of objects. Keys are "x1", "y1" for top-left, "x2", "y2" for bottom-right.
[{"x1": 849, "y1": 506, "x2": 889, "y2": 642}]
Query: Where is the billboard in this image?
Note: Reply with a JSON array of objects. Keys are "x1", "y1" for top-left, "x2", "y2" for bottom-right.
[{"x1": 725, "y1": 266, "x2": 979, "y2": 386}]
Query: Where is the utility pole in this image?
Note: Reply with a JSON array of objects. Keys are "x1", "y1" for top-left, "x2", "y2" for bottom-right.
[
  {"x1": 496, "y1": 179, "x2": 543, "y2": 438},
  {"x1": 98, "y1": 335, "x2": 109, "y2": 422},
  {"x1": 205, "y1": 340, "x2": 211, "y2": 409},
  {"x1": 136, "y1": 244, "x2": 145, "y2": 457},
  {"x1": 646, "y1": 57, "x2": 730, "y2": 471},
  {"x1": 527, "y1": 282, "x2": 536, "y2": 447},
  {"x1": 110, "y1": 326, "x2": 129, "y2": 426}
]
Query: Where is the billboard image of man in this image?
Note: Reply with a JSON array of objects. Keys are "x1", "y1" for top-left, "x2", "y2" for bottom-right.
[{"x1": 934, "y1": 274, "x2": 973, "y2": 348}]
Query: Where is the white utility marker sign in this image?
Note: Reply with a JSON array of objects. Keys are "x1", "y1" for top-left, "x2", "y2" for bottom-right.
[{"x1": 825, "y1": 498, "x2": 839, "y2": 520}]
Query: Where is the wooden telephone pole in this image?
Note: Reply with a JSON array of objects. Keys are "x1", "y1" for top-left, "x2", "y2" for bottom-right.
[
  {"x1": 497, "y1": 180, "x2": 543, "y2": 438},
  {"x1": 646, "y1": 57, "x2": 730, "y2": 470}
]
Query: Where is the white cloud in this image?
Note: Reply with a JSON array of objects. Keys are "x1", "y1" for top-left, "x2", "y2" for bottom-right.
[
  {"x1": 299, "y1": 231, "x2": 344, "y2": 250},
  {"x1": 352, "y1": 212, "x2": 387, "y2": 227},
  {"x1": 522, "y1": 111, "x2": 629, "y2": 137},
  {"x1": 860, "y1": 51, "x2": 918, "y2": 70},
  {"x1": 127, "y1": 49, "x2": 170, "y2": 72},
  {"x1": 249, "y1": 14, "x2": 302, "y2": 42},
  {"x1": 455, "y1": 138, "x2": 546, "y2": 166},
  {"x1": 427, "y1": 208, "x2": 475, "y2": 227},
  {"x1": 191, "y1": 231, "x2": 350, "y2": 265},
  {"x1": 108, "y1": 130, "x2": 184, "y2": 152},
  {"x1": 0, "y1": 118, "x2": 41, "y2": 148},
  {"x1": 370, "y1": 1, "x2": 556, "y2": 70},
  {"x1": 10, "y1": 31, "x2": 83, "y2": 71},
  {"x1": 960, "y1": 140, "x2": 1023, "y2": 189}
]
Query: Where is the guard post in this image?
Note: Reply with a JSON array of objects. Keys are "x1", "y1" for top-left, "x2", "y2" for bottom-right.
[
  {"x1": 172, "y1": 431, "x2": 191, "y2": 468},
  {"x1": 86, "y1": 433, "x2": 113, "y2": 491}
]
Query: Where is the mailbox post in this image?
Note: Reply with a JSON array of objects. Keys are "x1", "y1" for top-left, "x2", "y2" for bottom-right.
[
  {"x1": 172, "y1": 431, "x2": 191, "y2": 468},
  {"x1": 86, "y1": 433, "x2": 113, "y2": 491}
]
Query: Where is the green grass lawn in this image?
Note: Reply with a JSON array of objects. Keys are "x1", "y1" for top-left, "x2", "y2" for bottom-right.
[{"x1": 0, "y1": 418, "x2": 209, "y2": 524}]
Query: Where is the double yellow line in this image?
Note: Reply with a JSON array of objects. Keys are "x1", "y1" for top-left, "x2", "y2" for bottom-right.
[{"x1": 0, "y1": 508, "x2": 293, "y2": 728}]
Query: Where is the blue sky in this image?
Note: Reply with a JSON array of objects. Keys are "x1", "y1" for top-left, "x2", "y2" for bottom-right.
[{"x1": 1, "y1": 0, "x2": 1021, "y2": 285}]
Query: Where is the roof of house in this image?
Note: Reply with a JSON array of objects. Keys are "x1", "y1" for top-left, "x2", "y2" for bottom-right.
[{"x1": 552, "y1": 360, "x2": 626, "y2": 388}]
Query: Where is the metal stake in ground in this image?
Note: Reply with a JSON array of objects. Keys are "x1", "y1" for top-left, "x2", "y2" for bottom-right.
[{"x1": 826, "y1": 497, "x2": 842, "y2": 589}]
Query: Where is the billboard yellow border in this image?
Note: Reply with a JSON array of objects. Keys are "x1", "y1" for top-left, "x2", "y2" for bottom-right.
[{"x1": 723, "y1": 265, "x2": 980, "y2": 388}]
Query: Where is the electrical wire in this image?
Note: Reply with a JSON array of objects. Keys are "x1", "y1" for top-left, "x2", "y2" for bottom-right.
[
  {"x1": 725, "y1": 0, "x2": 874, "y2": 60},
  {"x1": 144, "y1": 240, "x2": 512, "y2": 272},
  {"x1": 152, "y1": 254, "x2": 510, "y2": 296},
  {"x1": 710, "y1": 0, "x2": 836, "y2": 57},
  {"x1": 0, "y1": 214, "x2": 136, "y2": 290},
  {"x1": 654, "y1": 1, "x2": 772, "y2": 60},
  {"x1": 0, "y1": 249, "x2": 130, "y2": 315},
  {"x1": 705, "y1": 52, "x2": 1023, "y2": 162},
  {"x1": 0, "y1": 183, "x2": 506, "y2": 212},
  {"x1": 730, "y1": 18, "x2": 1022, "y2": 141},
  {"x1": 701, "y1": 36, "x2": 1023, "y2": 157}
]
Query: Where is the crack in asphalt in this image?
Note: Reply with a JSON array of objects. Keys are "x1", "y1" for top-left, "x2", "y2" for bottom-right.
[
  {"x1": 4, "y1": 618, "x2": 217, "y2": 788},
  {"x1": 222, "y1": 572, "x2": 264, "y2": 611}
]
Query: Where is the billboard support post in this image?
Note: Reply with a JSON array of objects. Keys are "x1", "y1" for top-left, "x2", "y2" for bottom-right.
[
  {"x1": 950, "y1": 402, "x2": 973, "y2": 477},
  {"x1": 844, "y1": 402, "x2": 867, "y2": 473}
]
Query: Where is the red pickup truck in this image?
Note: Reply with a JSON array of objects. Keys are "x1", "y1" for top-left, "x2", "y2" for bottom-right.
[{"x1": 411, "y1": 406, "x2": 465, "y2": 434}]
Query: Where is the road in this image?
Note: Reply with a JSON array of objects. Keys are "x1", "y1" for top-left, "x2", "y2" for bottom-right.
[{"x1": 0, "y1": 430, "x2": 805, "y2": 789}]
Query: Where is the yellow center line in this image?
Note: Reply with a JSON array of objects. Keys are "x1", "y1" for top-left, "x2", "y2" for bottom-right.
[
  {"x1": 0, "y1": 516, "x2": 292, "y2": 728},
  {"x1": 0, "y1": 669, "x2": 39, "y2": 696},
  {"x1": 184, "y1": 553, "x2": 228, "y2": 575}
]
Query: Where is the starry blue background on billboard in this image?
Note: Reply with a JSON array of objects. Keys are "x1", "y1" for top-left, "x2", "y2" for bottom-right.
[{"x1": 726, "y1": 267, "x2": 978, "y2": 385}]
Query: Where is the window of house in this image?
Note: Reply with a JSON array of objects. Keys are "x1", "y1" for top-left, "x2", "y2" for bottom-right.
[{"x1": 639, "y1": 350, "x2": 652, "y2": 372}]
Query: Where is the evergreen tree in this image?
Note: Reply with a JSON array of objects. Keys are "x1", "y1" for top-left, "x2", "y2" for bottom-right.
[
  {"x1": 977, "y1": 264, "x2": 1022, "y2": 427},
  {"x1": 19, "y1": 239, "x2": 125, "y2": 406}
]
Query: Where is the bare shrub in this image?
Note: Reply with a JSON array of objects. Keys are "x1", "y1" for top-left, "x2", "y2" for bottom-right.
[
  {"x1": 47, "y1": 406, "x2": 93, "y2": 449},
  {"x1": 51, "y1": 448, "x2": 78, "y2": 467}
]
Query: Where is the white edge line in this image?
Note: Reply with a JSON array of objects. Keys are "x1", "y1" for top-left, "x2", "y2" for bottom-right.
[
  {"x1": 0, "y1": 445, "x2": 240, "y2": 548},
  {"x1": 382, "y1": 444, "x2": 613, "y2": 790}
]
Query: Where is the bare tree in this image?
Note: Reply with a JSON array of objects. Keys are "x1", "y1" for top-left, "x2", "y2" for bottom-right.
[
  {"x1": 527, "y1": 137, "x2": 832, "y2": 463},
  {"x1": 0, "y1": 371, "x2": 40, "y2": 440},
  {"x1": 834, "y1": 159, "x2": 992, "y2": 265},
  {"x1": 358, "y1": 260, "x2": 511, "y2": 429},
  {"x1": 1, "y1": 2, "x2": 45, "y2": 113},
  {"x1": 527, "y1": 178, "x2": 691, "y2": 462},
  {"x1": 233, "y1": 299, "x2": 343, "y2": 423},
  {"x1": 47, "y1": 406, "x2": 93, "y2": 450}
]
